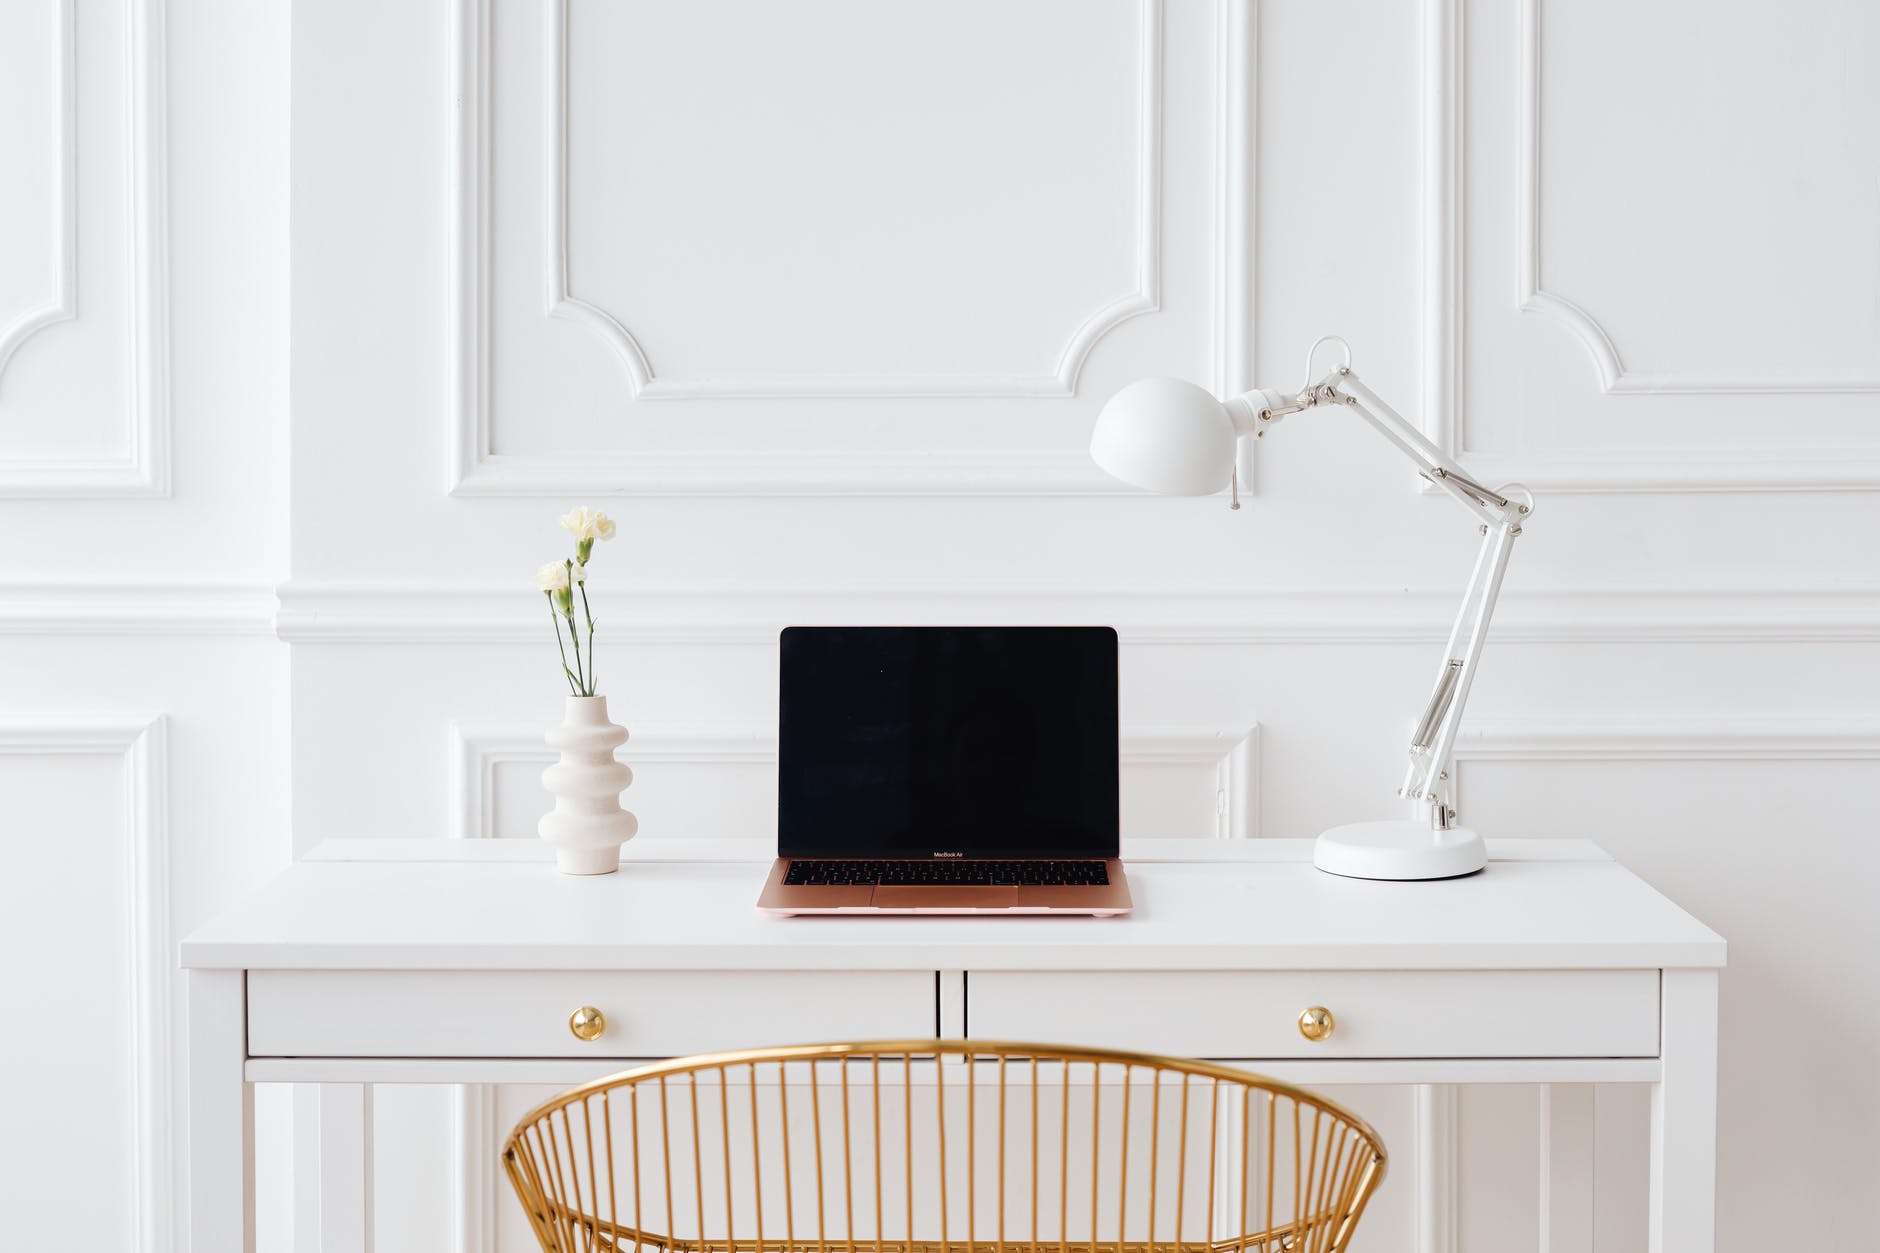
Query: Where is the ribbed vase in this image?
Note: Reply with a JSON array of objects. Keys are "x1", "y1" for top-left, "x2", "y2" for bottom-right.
[{"x1": 538, "y1": 695, "x2": 638, "y2": 875}]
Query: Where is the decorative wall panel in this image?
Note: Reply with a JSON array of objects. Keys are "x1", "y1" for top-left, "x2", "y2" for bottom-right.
[{"x1": 0, "y1": 0, "x2": 168, "y2": 496}]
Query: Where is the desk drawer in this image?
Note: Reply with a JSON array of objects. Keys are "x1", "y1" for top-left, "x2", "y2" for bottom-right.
[
  {"x1": 968, "y1": 970, "x2": 1659, "y2": 1059},
  {"x1": 248, "y1": 970, "x2": 935, "y2": 1058}
]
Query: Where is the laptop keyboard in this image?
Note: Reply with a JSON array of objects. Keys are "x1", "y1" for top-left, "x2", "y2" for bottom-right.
[{"x1": 784, "y1": 859, "x2": 1110, "y2": 887}]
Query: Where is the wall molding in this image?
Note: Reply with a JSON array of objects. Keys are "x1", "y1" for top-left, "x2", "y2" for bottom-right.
[
  {"x1": 1419, "y1": 0, "x2": 1880, "y2": 492},
  {"x1": 542, "y1": 0, "x2": 1161, "y2": 401},
  {"x1": 1418, "y1": 0, "x2": 1463, "y2": 476},
  {"x1": 1215, "y1": 0, "x2": 1259, "y2": 491},
  {"x1": 0, "y1": 715, "x2": 171, "y2": 1253},
  {"x1": 1456, "y1": 716, "x2": 1880, "y2": 764},
  {"x1": 0, "y1": 0, "x2": 76, "y2": 379},
  {"x1": 1127, "y1": 724, "x2": 1262, "y2": 839},
  {"x1": 0, "y1": 0, "x2": 170, "y2": 497},
  {"x1": 449, "y1": 449, "x2": 1125, "y2": 498},
  {"x1": 1451, "y1": 715, "x2": 1880, "y2": 820},
  {"x1": 451, "y1": 721, "x2": 778, "y2": 841},
  {"x1": 450, "y1": 720, "x2": 1261, "y2": 840},
  {"x1": 1516, "y1": 0, "x2": 1880, "y2": 399},
  {"x1": 0, "y1": 580, "x2": 278, "y2": 635},
  {"x1": 448, "y1": 0, "x2": 1252, "y2": 495},
  {"x1": 279, "y1": 580, "x2": 1880, "y2": 646}
]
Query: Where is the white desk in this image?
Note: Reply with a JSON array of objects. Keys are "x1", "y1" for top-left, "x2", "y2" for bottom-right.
[{"x1": 181, "y1": 838, "x2": 1725, "y2": 1252}]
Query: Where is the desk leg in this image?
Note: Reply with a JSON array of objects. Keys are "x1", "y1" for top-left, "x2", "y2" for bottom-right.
[
  {"x1": 188, "y1": 970, "x2": 254, "y2": 1253},
  {"x1": 1414, "y1": 1084, "x2": 1457, "y2": 1253},
  {"x1": 1649, "y1": 969, "x2": 1718, "y2": 1253}
]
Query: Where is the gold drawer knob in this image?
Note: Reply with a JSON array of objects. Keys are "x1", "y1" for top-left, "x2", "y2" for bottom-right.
[
  {"x1": 1297, "y1": 1006, "x2": 1335, "y2": 1042},
  {"x1": 569, "y1": 1006, "x2": 606, "y2": 1042}
]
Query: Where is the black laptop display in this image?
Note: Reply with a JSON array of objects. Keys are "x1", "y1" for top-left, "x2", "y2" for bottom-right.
[{"x1": 776, "y1": 626, "x2": 1120, "y2": 861}]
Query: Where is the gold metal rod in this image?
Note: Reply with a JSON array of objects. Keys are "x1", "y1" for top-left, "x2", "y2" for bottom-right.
[
  {"x1": 866, "y1": 1056, "x2": 877, "y2": 1253},
  {"x1": 997, "y1": 1054, "x2": 1008, "y2": 1250},
  {"x1": 1233, "y1": 1083, "x2": 1248, "y2": 1249},
  {"x1": 691, "y1": 1072, "x2": 707, "y2": 1248},
  {"x1": 1059, "y1": 1061, "x2": 1071, "y2": 1253},
  {"x1": 966, "y1": 1053, "x2": 976, "y2": 1253},
  {"x1": 585, "y1": 1097, "x2": 602, "y2": 1253},
  {"x1": 1290, "y1": 1103, "x2": 1304, "y2": 1246},
  {"x1": 1145, "y1": 1071, "x2": 1161, "y2": 1248},
  {"x1": 514, "y1": 1134, "x2": 546, "y2": 1246},
  {"x1": 1260, "y1": 1092, "x2": 1273, "y2": 1253},
  {"x1": 1174, "y1": 1073, "x2": 1190, "y2": 1252},
  {"x1": 777, "y1": 1061, "x2": 797, "y2": 1250},
  {"x1": 543, "y1": 1113, "x2": 574, "y2": 1250},
  {"x1": 935, "y1": 1046, "x2": 949, "y2": 1253},
  {"x1": 1321, "y1": 1128, "x2": 1358, "y2": 1253},
  {"x1": 1332, "y1": 1125, "x2": 1360, "y2": 1252},
  {"x1": 1030, "y1": 1059, "x2": 1040, "y2": 1253},
  {"x1": 540, "y1": 1111, "x2": 567, "y2": 1250},
  {"x1": 1328, "y1": 1158, "x2": 1382, "y2": 1253},
  {"x1": 1203, "y1": 1079, "x2": 1218, "y2": 1249},
  {"x1": 810, "y1": 1059, "x2": 828, "y2": 1253},
  {"x1": 658, "y1": 1077, "x2": 675, "y2": 1250},
  {"x1": 1115, "y1": 1065, "x2": 1131, "y2": 1253},
  {"x1": 1311, "y1": 1110, "x2": 1334, "y2": 1250},
  {"x1": 733, "y1": 1231, "x2": 1310, "y2": 1253},
  {"x1": 1304, "y1": 1121, "x2": 1338, "y2": 1253},
  {"x1": 603, "y1": 1093, "x2": 620, "y2": 1253},
  {"x1": 721, "y1": 1070, "x2": 736, "y2": 1252},
  {"x1": 629, "y1": 1086, "x2": 644, "y2": 1253},
  {"x1": 548, "y1": 1113, "x2": 575, "y2": 1249},
  {"x1": 750, "y1": 1064, "x2": 767, "y2": 1252},
  {"x1": 841, "y1": 1061, "x2": 856, "y2": 1253},
  {"x1": 904, "y1": 1054, "x2": 914, "y2": 1253},
  {"x1": 1088, "y1": 1062, "x2": 1101, "y2": 1253}
]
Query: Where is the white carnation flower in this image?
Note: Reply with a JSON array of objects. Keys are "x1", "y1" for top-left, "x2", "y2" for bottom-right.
[
  {"x1": 533, "y1": 561, "x2": 570, "y2": 593},
  {"x1": 558, "y1": 506, "x2": 616, "y2": 544}
]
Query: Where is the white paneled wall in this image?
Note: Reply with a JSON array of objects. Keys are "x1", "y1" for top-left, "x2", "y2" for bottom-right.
[
  {"x1": 4, "y1": 0, "x2": 1879, "y2": 1251},
  {"x1": 0, "y1": 1, "x2": 290, "y2": 1251}
]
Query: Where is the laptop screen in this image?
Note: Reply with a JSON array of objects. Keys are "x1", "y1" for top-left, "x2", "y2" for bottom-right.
[{"x1": 777, "y1": 626, "x2": 1120, "y2": 860}]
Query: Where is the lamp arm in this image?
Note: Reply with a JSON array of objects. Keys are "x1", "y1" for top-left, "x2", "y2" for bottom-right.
[
  {"x1": 1230, "y1": 363, "x2": 1532, "y2": 831},
  {"x1": 1402, "y1": 516, "x2": 1518, "y2": 825}
]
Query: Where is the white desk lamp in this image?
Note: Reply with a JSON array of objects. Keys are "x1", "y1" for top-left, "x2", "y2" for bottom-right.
[{"x1": 1090, "y1": 337, "x2": 1532, "y2": 880}]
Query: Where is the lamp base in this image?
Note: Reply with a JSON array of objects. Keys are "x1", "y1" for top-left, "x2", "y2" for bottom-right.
[{"x1": 1312, "y1": 820, "x2": 1487, "y2": 881}]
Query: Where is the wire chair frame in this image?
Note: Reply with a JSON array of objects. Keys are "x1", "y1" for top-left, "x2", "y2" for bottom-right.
[{"x1": 504, "y1": 1041, "x2": 1386, "y2": 1253}]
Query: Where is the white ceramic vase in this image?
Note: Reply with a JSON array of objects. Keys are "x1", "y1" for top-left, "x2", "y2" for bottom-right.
[{"x1": 539, "y1": 695, "x2": 638, "y2": 875}]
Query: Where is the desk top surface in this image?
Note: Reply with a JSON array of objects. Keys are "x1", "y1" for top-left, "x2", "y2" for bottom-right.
[{"x1": 181, "y1": 838, "x2": 1724, "y2": 972}]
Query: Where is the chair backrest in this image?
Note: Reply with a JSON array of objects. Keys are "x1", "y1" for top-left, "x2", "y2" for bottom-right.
[{"x1": 504, "y1": 1039, "x2": 1387, "y2": 1253}]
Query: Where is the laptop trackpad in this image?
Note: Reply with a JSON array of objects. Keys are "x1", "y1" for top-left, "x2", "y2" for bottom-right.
[{"x1": 871, "y1": 885, "x2": 1020, "y2": 909}]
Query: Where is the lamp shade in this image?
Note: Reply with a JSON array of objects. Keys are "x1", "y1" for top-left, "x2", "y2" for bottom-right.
[{"x1": 1089, "y1": 377, "x2": 1237, "y2": 496}]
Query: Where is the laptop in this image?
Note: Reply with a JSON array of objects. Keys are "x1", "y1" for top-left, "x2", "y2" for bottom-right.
[{"x1": 756, "y1": 625, "x2": 1133, "y2": 916}]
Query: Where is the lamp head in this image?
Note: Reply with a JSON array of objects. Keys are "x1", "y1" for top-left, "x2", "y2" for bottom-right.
[{"x1": 1089, "y1": 377, "x2": 1242, "y2": 496}]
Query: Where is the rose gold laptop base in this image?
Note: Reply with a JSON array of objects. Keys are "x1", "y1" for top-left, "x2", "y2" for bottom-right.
[{"x1": 755, "y1": 858, "x2": 1132, "y2": 916}]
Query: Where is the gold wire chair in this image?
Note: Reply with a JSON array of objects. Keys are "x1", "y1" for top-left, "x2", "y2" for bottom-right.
[{"x1": 503, "y1": 1040, "x2": 1387, "y2": 1253}]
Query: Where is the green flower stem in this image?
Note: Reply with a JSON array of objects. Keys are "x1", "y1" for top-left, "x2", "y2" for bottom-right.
[
  {"x1": 578, "y1": 580, "x2": 597, "y2": 695},
  {"x1": 560, "y1": 560, "x2": 587, "y2": 694},
  {"x1": 546, "y1": 592, "x2": 577, "y2": 695},
  {"x1": 565, "y1": 605, "x2": 585, "y2": 695}
]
